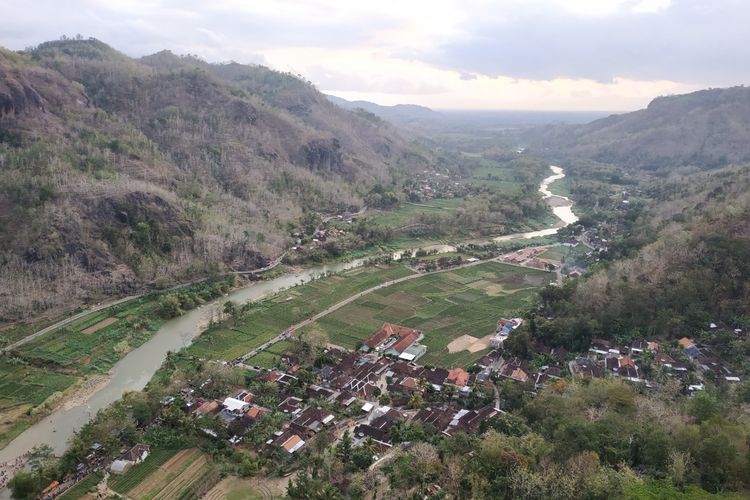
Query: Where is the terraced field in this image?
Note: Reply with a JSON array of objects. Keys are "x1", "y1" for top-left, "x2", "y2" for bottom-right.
[
  {"x1": 109, "y1": 448, "x2": 218, "y2": 500},
  {"x1": 305, "y1": 261, "x2": 552, "y2": 367}
]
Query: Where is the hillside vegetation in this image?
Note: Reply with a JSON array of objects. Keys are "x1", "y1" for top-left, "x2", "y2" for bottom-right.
[
  {"x1": 529, "y1": 86, "x2": 750, "y2": 173},
  {"x1": 0, "y1": 38, "x2": 436, "y2": 321}
]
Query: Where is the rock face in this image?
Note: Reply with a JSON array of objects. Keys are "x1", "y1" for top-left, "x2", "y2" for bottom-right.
[
  {"x1": 0, "y1": 65, "x2": 44, "y2": 117},
  {"x1": 302, "y1": 138, "x2": 344, "y2": 172}
]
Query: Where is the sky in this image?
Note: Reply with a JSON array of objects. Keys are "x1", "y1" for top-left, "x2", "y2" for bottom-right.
[{"x1": 2, "y1": 0, "x2": 748, "y2": 111}]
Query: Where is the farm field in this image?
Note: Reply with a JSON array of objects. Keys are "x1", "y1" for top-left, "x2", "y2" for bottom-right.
[
  {"x1": 13, "y1": 297, "x2": 164, "y2": 375},
  {"x1": 367, "y1": 198, "x2": 465, "y2": 227},
  {"x1": 109, "y1": 448, "x2": 218, "y2": 499},
  {"x1": 538, "y1": 243, "x2": 589, "y2": 263},
  {"x1": 188, "y1": 265, "x2": 416, "y2": 361},
  {"x1": 304, "y1": 261, "x2": 553, "y2": 368},
  {"x1": 0, "y1": 360, "x2": 78, "y2": 447},
  {"x1": 59, "y1": 471, "x2": 103, "y2": 499}
]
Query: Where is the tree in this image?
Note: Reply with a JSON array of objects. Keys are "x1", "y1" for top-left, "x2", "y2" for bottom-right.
[
  {"x1": 408, "y1": 392, "x2": 424, "y2": 410},
  {"x1": 287, "y1": 472, "x2": 344, "y2": 499},
  {"x1": 688, "y1": 391, "x2": 720, "y2": 423},
  {"x1": 223, "y1": 300, "x2": 238, "y2": 317},
  {"x1": 336, "y1": 431, "x2": 353, "y2": 463}
]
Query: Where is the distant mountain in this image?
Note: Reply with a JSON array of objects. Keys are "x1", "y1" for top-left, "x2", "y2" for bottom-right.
[
  {"x1": 327, "y1": 95, "x2": 442, "y2": 126},
  {"x1": 529, "y1": 86, "x2": 750, "y2": 172},
  {"x1": 0, "y1": 39, "x2": 436, "y2": 320}
]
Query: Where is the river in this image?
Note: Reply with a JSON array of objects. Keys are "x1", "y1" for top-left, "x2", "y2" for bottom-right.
[{"x1": 0, "y1": 165, "x2": 576, "y2": 468}]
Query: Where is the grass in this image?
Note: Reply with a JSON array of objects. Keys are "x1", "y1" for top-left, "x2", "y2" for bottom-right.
[
  {"x1": 188, "y1": 265, "x2": 416, "y2": 361},
  {"x1": 305, "y1": 261, "x2": 552, "y2": 368},
  {"x1": 115, "y1": 448, "x2": 217, "y2": 499},
  {"x1": 0, "y1": 280, "x2": 228, "y2": 449}
]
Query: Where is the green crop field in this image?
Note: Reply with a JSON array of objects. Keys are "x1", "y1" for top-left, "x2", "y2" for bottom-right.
[
  {"x1": 188, "y1": 265, "x2": 416, "y2": 360},
  {"x1": 305, "y1": 261, "x2": 552, "y2": 368},
  {"x1": 13, "y1": 296, "x2": 166, "y2": 374},
  {"x1": 367, "y1": 198, "x2": 465, "y2": 227},
  {"x1": 538, "y1": 244, "x2": 588, "y2": 262},
  {"x1": 0, "y1": 361, "x2": 77, "y2": 410}
]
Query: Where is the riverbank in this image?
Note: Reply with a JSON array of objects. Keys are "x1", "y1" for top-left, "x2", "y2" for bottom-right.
[{"x1": 0, "y1": 165, "x2": 576, "y2": 469}]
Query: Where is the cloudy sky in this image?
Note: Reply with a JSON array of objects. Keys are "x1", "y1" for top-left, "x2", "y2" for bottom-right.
[{"x1": 3, "y1": 0, "x2": 747, "y2": 110}]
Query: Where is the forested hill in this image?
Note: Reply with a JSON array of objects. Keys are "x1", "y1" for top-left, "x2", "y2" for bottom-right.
[
  {"x1": 326, "y1": 95, "x2": 443, "y2": 127},
  {"x1": 0, "y1": 38, "x2": 436, "y2": 321},
  {"x1": 529, "y1": 86, "x2": 750, "y2": 172}
]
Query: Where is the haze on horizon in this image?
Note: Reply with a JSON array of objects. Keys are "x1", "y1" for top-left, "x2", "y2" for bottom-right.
[{"x1": 3, "y1": 0, "x2": 748, "y2": 111}]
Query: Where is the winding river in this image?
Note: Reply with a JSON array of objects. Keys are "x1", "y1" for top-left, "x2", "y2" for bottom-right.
[{"x1": 0, "y1": 165, "x2": 577, "y2": 466}]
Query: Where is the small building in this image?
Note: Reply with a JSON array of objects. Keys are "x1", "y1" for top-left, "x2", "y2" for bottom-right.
[{"x1": 110, "y1": 444, "x2": 150, "y2": 475}]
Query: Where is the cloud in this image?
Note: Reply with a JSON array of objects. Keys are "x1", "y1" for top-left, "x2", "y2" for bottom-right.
[
  {"x1": 421, "y1": 0, "x2": 750, "y2": 85},
  {"x1": 0, "y1": 0, "x2": 746, "y2": 110}
]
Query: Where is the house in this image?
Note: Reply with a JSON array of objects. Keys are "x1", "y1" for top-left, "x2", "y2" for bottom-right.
[
  {"x1": 361, "y1": 323, "x2": 423, "y2": 355},
  {"x1": 418, "y1": 367, "x2": 449, "y2": 391},
  {"x1": 412, "y1": 406, "x2": 455, "y2": 433},
  {"x1": 268, "y1": 429, "x2": 305, "y2": 454},
  {"x1": 354, "y1": 407, "x2": 407, "y2": 444},
  {"x1": 534, "y1": 366, "x2": 561, "y2": 389},
  {"x1": 498, "y1": 358, "x2": 530, "y2": 383},
  {"x1": 446, "y1": 368, "x2": 471, "y2": 388},
  {"x1": 194, "y1": 400, "x2": 220, "y2": 416},
  {"x1": 222, "y1": 397, "x2": 250, "y2": 414},
  {"x1": 289, "y1": 406, "x2": 336, "y2": 436},
  {"x1": 491, "y1": 318, "x2": 523, "y2": 348},
  {"x1": 444, "y1": 407, "x2": 498, "y2": 436},
  {"x1": 589, "y1": 339, "x2": 612, "y2": 355},
  {"x1": 654, "y1": 352, "x2": 675, "y2": 368},
  {"x1": 278, "y1": 396, "x2": 304, "y2": 415},
  {"x1": 110, "y1": 444, "x2": 150, "y2": 474},
  {"x1": 678, "y1": 337, "x2": 695, "y2": 349},
  {"x1": 569, "y1": 357, "x2": 603, "y2": 379},
  {"x1": 244, "y1": 405, "x2": 268, "y2": 422}
]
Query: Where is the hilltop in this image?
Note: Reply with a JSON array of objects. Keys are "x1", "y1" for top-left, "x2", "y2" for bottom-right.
[{"x1": 529, "y1": 86, "x2": 750, "y2": 172}]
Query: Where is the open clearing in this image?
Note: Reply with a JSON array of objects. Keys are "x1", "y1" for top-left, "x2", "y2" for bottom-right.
[
  {"x1": 447, "y1": 334, "x2": 492, "y2": 353},
  {"x1": 305, "y1": 261, "x2": 552, "y2": 368}
]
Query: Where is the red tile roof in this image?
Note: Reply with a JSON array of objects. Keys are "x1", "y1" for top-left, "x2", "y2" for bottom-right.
[
  {"x1": 364, "y1": 323, "x2": 422, "y2": 349},
  {"x1": 447, "y1": 368, "x2": 470, "y2": 387},
  {"x1": 389, "y1": 331, "x2": 420, "y2": 354}
]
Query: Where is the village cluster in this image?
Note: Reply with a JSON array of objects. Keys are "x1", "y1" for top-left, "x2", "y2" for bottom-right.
[{"x1": 570, "y1": 327, "x2": 743, "y2": 392}]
